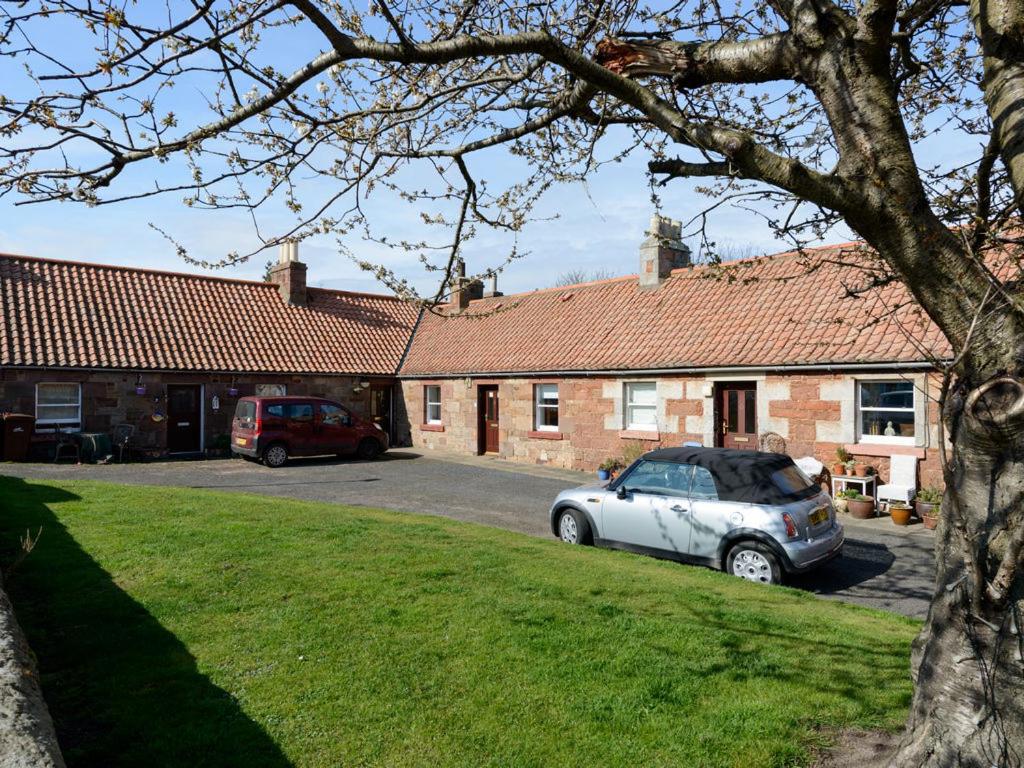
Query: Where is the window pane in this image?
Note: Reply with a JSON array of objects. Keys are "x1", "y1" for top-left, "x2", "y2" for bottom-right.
[
  {"x1": 627, "y1": 382, "x2": 656, "y2": 406},
  {"x1": 38, "y1": 383, "x2": 79, "y2": 405},
  {"x1": 539, "y1": 405, "x2": 559, "y2": 429},
  {"x1": 861, "y1": 409, "x2": 915, "y2": 438},
  {"x1": 537, "y1": 384, "x2": 558, "y2": 405},
  {"x1": 628, "y1": 405, "x2": 657, "y2": 428},
  {"x1": 625, "y1": 461, "x2": 691, "y2": 498},
  {"x1": 37, "y1": 405, "x2": 80, "y2": 421},
  {"x1": 727, "y1": 390, "x2": 738, "y2": 432},
  {"x1": 285, "y1": 404, "x2": 313, "y2": 422},
  {"x1": 689, "y1": 466, "x2": 719, "y2": 501},
  {"x1": 255, "y1": 384, "x2": 286, "y2": 396},
  {"x1": 266, "y1": 404, "x2": 284, "y2": 417},
  {"x1": 744, "y1": 390, "x2": 756, "y2": 433},
  {"x1": 860, "y1": 381, "x2": 914, "y2": 410}
]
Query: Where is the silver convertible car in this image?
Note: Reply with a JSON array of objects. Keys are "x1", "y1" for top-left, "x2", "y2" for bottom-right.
[{"x1": 549, "y1": 447, "x2": 844, "y2": 585}]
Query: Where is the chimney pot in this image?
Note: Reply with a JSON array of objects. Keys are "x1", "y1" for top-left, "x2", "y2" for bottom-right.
[
  {"x1": 639, "y1": 214, "x2": 690, "y2": 290},
  {"x1": 269, "y1": 240, "x2": 307, "y2": 306}
]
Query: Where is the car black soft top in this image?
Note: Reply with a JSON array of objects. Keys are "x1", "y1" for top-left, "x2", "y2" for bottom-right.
[{"x1": 639, "y1": 447, "x2": 817, "y2": 505}]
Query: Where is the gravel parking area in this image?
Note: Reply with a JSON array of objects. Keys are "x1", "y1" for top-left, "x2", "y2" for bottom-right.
[{"x1": 0, "y1": 449, "x2": 936, "y2": 618}]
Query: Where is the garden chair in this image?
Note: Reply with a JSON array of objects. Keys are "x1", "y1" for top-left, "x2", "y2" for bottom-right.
[
  {"x1": 53, "y1": 429, "x2": 80, "y2": 464},
  {"x1": 877, "y1": 454, "x2": 917, "y2": 509},
  {"x1": 112, "y1": 423, "x2": 135, "y2": 463}
]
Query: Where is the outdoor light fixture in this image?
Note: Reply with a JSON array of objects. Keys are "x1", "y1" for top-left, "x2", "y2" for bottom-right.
[
  {"x1": 135, "y1": 374, "x2": 146, "y2": 396},
  {"x1": 360, "y1": 380, "x2": 370, "y2": 388},
  {"x1": 227, "y1": 377, "x2": 239, "y2": 397}
]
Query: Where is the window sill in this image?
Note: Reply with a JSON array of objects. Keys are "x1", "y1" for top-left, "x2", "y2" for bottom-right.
[
  {"x1": 619, "y1": 429, "x2": 660, "y2": 441},
  {"x1": 846, "y1": 443, "x2": 925, "y2": 458},
  {"x1": 528, "y1": 430, "x2": 563, "y2": 440},
  {"x1": 420, "y1": 424, "x2": 445, "y2": 432}
]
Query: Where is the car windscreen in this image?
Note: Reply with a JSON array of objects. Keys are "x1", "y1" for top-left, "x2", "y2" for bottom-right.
[{"x1": 234, "y1": 401, "x2": 256, "y2": 423}]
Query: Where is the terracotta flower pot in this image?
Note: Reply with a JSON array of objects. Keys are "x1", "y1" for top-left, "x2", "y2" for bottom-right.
[
  {"x1": 831, "y1": 462, "x2": 846, "y2": 476},
  {"x1": 853, "y1": 463, "x2": 867, "y2": 477},
  {"x1": 922, "y1": 513, "x2": 939, "y2": 530},
  {"x1": 890, "y1": 505, "x2": 912, "y2": 526},
  {"x1": 847, "y1": 497, "x2": 876, "y2": 519},
  {"x1": 915, "y1": 500, "x2": 937, "y2": 519}
]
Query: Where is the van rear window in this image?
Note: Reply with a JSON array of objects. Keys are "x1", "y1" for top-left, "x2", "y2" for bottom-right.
[{"x1": 235, "y1": 401, "x2": 256, "y2": 421}]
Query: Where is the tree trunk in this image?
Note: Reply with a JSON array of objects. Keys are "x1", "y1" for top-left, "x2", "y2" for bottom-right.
[{"x1": 892, "y1": 374, "x2": 1024, "y2": 768}]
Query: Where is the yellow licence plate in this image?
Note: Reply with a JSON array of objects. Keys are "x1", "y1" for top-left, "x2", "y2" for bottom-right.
[
  {"x1": 236, "y1": 437, "x2": 247, "y2": 446},
  {"x1": 809, "y1": 507, "x2": 828, "y2": 526}
]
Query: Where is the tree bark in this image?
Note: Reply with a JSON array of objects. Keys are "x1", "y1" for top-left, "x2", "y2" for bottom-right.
[{"x1": 892, "y1": 375, "x2": 1024, "y2": 768}]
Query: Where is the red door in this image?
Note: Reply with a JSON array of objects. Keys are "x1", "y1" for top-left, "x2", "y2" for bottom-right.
[
  {"x1": 716, "y1": 383, "x2": 757, "y2": 449},
  {"x1": 479, "y1": 386, "x2": 500, "y2": 454}
]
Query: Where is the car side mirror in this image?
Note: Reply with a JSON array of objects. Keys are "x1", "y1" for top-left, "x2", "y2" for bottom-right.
[{"x1": 616, "y1": 485, "x2": 628, "y2": 500}]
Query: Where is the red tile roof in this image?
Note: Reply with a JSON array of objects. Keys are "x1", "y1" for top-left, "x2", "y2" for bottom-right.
[
  {"x1": 400, "y1": 244, "x2": 951, "y2": 375},
  {"x1": 0, "y1": 254, "x2": 419, "y2": 375}
]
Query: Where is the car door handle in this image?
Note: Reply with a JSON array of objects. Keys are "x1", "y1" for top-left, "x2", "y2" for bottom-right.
[{"x1": 670, "y1": 504, "x2": 686, "y2": 512}]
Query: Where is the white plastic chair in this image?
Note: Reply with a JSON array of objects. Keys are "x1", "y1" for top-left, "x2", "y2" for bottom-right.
[{"x1": 877, "y1": 454, "x2": 917, "y2": 506}]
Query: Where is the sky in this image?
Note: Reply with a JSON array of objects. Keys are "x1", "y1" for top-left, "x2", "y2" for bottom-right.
[{"x1": 0, "y1": 3, "x2": 982, "y2": 299}]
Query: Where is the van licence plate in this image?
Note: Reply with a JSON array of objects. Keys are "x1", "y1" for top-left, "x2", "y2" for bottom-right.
[
  {"x1": 809, "y1": 507, "x2": 828, "y2": 526},
  {"x1": 236, "y1": 437, "x2": 247, "y2": 446}
]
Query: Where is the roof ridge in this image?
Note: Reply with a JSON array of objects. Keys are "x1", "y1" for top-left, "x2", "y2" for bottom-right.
[{"x1": 0, "y1": 251, "x2": 407, "y2": 303}]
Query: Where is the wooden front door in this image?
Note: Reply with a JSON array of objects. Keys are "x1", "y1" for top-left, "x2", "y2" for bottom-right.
[
  {"x1": 370, "y1": 385, "x2": 394, "y2": 443},
  {"x1": 478, "y1": 386, "x2": 500, "y2": 454},
  {"x1": 716, "y1": 382, "x2": 757, "y2": 449},
  {"x1": 167, "y1": 384, "x2": 202, "y2": 453}
]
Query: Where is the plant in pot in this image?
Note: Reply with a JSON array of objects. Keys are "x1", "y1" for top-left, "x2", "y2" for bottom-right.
[
  {"x1": 916, "y1": 487, "x2": 942, "y2": 529},
  {"x1": 832, "y1": 447, "x2": 851, "y2": 477},
  {"x1": 597, "y1": 458, "x2": 621, "y2": 482},
  {"x1": 853, "y1": 461, "x2": 868, "y2": 477},
  {"x1": 844, "y1": 492, "x2": 876, "y2": 519},
  {"x1": 833, "y1": 488, "x2": 858, "y2": 514},
  {"x1": 889, "y1": 501, "x2": 913, "y2": 526}
]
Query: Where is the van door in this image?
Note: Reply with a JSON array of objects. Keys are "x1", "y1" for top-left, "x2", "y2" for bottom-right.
[
  {"x1": 265, "y1": 401, "x2": 316, "y2": 455},
  {"x1": 317, "y1": 402, "x2": 358, "y2": 455}
]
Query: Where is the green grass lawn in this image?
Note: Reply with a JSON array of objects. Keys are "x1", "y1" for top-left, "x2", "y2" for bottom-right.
[{"x1": 0, "y1": 476, "x2": 919, "y2": 768}]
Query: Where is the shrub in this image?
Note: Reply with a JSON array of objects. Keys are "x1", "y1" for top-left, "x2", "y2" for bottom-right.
[
  {"x1": 619, "y1": 440, "x2": 647, "y2": 467},
  {"x1": 917, "y1": 487, "x2": 943, "y2": 504}
]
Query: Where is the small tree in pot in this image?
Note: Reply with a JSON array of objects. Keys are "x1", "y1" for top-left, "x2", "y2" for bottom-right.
[{"x1": 916, "y1": 487, "x2": 943, "y2": 529}]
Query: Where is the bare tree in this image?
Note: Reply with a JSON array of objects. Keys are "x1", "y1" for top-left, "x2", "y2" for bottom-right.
[
  {"x1": 1, "y1": 2, "x2": 1023, "y2": 764},
  {"x1": 553, "y1": 267, "x2": 618, "y2": 286}
]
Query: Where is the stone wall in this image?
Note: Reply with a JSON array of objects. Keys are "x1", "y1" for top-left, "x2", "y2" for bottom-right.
[
  {"x1": 0, "y1": 575, "x2": 65, "y2": 768},
  {"x1": 0, "y1": 368, "x2": 399, "y2": 457},
  {"x1": 400, "y1": 370, "x2": 945, "y2": 489}
]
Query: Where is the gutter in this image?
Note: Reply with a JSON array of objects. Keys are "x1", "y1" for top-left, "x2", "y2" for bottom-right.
[{"x1": 397, "y1": 361, "x2": 942, "y2": 380}]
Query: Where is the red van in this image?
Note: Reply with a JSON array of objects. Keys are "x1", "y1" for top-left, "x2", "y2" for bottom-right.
[{"x1": 231, "y1": 396, "x2": 387, "y2": 467}]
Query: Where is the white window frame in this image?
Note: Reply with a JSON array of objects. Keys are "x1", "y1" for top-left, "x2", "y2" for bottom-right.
[
  {"x1": 857, "y1": 379, "x2": 916, "y2": 445},
  {"x1": 35, "y1": 382, "x2": 82, "y2": 432},
  {"x1": 534, "y1": 384, "x2": 559, "y2": 432},
  {"x1": 624, "y1": 381, "x2": 658, "y2": 431},
  {"x1": 424, "y1": 385, "x2": 442, "y2": 425}
]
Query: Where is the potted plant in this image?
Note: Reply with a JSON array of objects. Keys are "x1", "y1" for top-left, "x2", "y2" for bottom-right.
[
  {"x1": 845, "y1": 459, "x2": 856, "y2": 477},
  {"x1": 597, "y1": 458, "x2": 621, "y2": 482},
  {"x1": 832, "y1": 447, "x2": 851, "y2": 476},
  {"x1": 853, "y1": 461, "x2": 868, "y2": 477},
  {"x1": 889, "y1": 501, "x2": 913, "y2": 526},
  {"x1": 916, "y1": 487, "x2": 942, "y2": 529},
  {"x1": 833, "y1": 488, "x2": 858, "y2": 514},
  {"x1": 845, "y1": 492, "x2": 876, "y2": 519}
]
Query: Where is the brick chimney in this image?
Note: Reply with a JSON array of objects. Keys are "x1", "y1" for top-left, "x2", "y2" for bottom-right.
[
  {"x1": 268, "y1": 241, "x2": 307, "y2": 306},
  {"x1": 449, "y1": 259, "x2": 484, "y2": 311},
  {"x1": 639, "y1": 215, "x2": 691, "y2": 290}
]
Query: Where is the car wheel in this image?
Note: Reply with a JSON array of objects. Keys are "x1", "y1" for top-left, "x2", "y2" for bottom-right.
[
  {"x1": 557, "y1": 508, "x2": 591, "y2": 545},
  {"x1": 262, "y1": 443, "x2": 288, "y2": 468},
  {"x1": 727, "y1": 542, "x2": 782, "y2": 585},
  {"x1": 356, "y1": 438, "x2": 382, "y2": 461}
]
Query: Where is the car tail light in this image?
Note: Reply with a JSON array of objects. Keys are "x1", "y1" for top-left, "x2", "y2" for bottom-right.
[
  {"x1": 782, "y1": 512, "x2": 799, "y2": 539},
  {"x1": 253, "y1": 415, "x2": 262, "y2": 436}
]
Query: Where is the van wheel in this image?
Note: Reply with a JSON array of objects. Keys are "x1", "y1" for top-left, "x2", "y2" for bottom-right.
[
  {"x1": 262, "y1": 443, "x2": 288, "y2": 468},
  {"x1": 356, "y1": 438, "x2": 382, "y2": 461},
  {"x1": 726, "y1": 542, "x2": 782, "y2": 585}
]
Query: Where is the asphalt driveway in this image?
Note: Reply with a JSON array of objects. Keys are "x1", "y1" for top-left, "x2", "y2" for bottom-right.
[{"x1": 0, "y1": 449, "x2": 936, "y2": 618}]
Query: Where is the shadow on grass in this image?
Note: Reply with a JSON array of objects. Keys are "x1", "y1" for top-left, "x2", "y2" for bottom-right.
[{"x1": 0, "y1": 476, "x2": 292, "y2": 768}]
